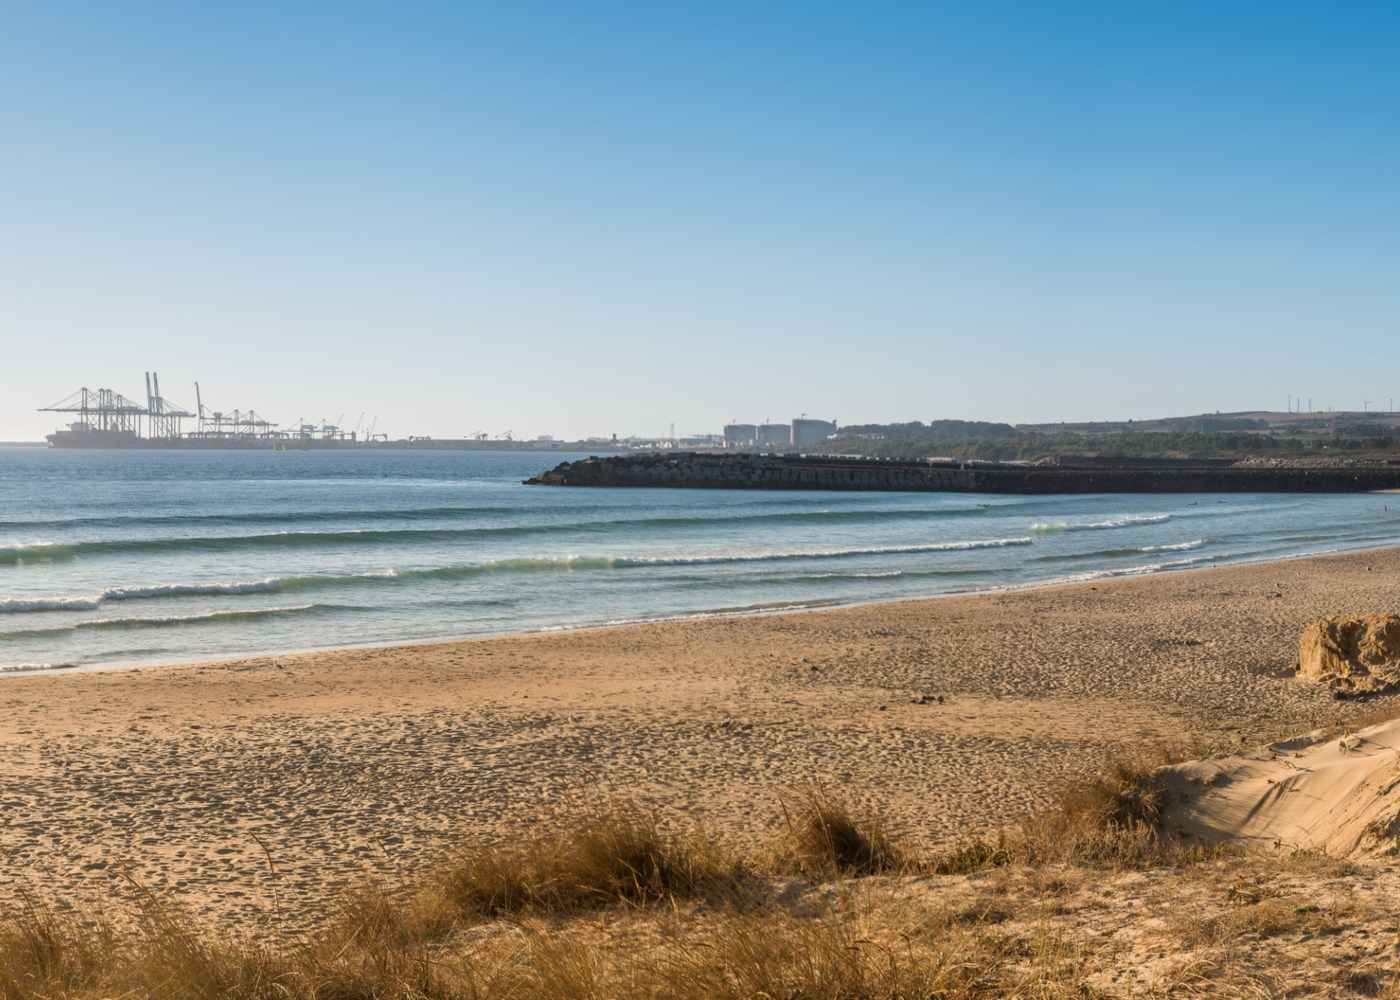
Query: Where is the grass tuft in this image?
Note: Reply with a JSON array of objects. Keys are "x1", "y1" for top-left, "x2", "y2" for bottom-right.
[
  {"x1": 926, "y1": 748, "x2": 1219, "y2": 873},
  {"x1": 1017, "y1": 754, "x2": 1170, "y2": 864},
  {"x1": 777, "y1": 786, "x2": 909, "y2": 877},
  {"x1": 0, "y1": 895, "x2": 109, "y2": 1000},
  {"x1": 932, "y1": 833, "x2": 1012, "y2": 874},
  {"x1": 660, "y1": 910, "x2": 949, "y2": 1000},
  {"x1": 433, "y1": 796, "x2": 751, "y2": 921}
]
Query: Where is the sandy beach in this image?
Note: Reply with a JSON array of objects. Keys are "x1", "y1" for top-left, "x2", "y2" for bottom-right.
[{"x1": 4, "y1": 545, "x2": 1400, "y2": 932}]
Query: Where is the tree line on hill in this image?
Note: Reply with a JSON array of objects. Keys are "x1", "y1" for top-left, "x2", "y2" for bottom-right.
[{"x1": 807, "y1": 420, "x2": 1397, "y2": 462}]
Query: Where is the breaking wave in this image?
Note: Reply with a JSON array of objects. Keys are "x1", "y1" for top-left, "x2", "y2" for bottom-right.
[
  {"x1": 0, "y1": 538, "x2": 1036, "y2": 614},
  {"x1": 610, "y1": 538, "x2": 1034, "y2": 567},
  {"x1": 2, "y1": 604, "x2": 328, "y2": 640},
  {"x1": 0, "y1": 506, "x2": 1016, "y2": 564},
  {"x1": 0, "y1": 527, "x2": 543, "y2": 564},
  {"x1": 1029, "y1": 514, "x2": 1172, "y2": 534},
  {"x1": 1032, "y1": 539, "x2": 1208, "y2": 563},
  {"x1": 1026, "y1": 554, "x2": 1225, "y2": 588},
  {"x1": 0, "y1": 596, "x2": 102, "y2": 612}
]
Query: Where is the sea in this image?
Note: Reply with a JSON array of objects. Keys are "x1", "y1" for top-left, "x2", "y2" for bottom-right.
[{"x1": 2, "y1": 447, "x2": 1398, "y2": 674}]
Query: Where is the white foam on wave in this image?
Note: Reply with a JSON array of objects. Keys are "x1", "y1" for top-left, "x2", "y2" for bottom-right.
[
  {"x1": 0, "y1": 578, "x2": 290, "y2": 614},
  {"x1": 1031, "y1": 514, "x2": 1172, "y2": 533},
  {"x1": 77, "y1": 604, "x2": 321, "y2": 629},
  {"x1": 0, "y1": 597, "x2": 101, "y2": 612},
  {"x1": 1033, "y1": 554, "x2": 1217, "y2": 587},
  {"x1": 535, "y1": 600, "x2": 842, "y2": 632},
  {"x1": 1140, "y1": 539, "x2": 1205, "y2": 553},
  {"x1": 0, "y1": 539, "x2": 71, "y2": 559},
  {"x1": 805, "y1": 570, "x2": 905, "y2": 580},
  {"x1": 0, "y1": 571, "x2": 410, "y2": 615},
  {"x1": 615, "y1": 537, "x2": 1034, "y2": 567},
  {"x1": 100, "y1": 579, "x2": 284, "y2": 601},
  {"x1": 0, "y1": 661, "x2": 80, "y2": 673}
]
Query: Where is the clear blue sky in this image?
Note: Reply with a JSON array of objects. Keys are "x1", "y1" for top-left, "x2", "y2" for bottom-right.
[{"x1": 4, "y1": 1, "x2": 1398, "y2": 440}]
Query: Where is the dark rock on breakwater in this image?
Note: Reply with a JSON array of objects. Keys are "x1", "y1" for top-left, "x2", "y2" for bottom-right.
[{"x1": 524, "y1": 452, "x2": 1400, "y2": 494}]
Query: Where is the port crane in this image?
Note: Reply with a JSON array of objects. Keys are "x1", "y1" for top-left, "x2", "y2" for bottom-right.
[
  {"x1": 39, "y1": 386, "x2": 148, "y2": 435},
  {"x1": 40, "y1": 371, "x2": 192, "y2": 438},
  {"x1": 144, "y1": 372, "x2": 193, "y2": 439},
  {"x1": 195, "y1": 382, "x2": 279, "y2": 440},
  {"x1": 40, "y1": 370, "x2": 386, "y2": 447}
]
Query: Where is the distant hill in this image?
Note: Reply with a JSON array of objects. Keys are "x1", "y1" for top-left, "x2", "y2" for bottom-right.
[{"x1": 805, "y1": 411, "x2": 1400, "y2": 462}]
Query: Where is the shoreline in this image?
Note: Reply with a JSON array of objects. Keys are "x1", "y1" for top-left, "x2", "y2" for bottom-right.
[
  {"x1": 3, "y1": 544, "x2": 1400, "y2": 930},
  {"x1": 10, "y1": 537, "x2": 1397, "y2": 679}
]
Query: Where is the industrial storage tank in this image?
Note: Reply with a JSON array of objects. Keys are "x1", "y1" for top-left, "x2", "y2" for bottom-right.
[
  {"x1": 757, "y1": 423, "x2": 792, "y2": 448},
  {"x1": 791, "y1": 418, "x2": 837, "y2": 446},
  {"x1": 723, "y1": 423, "x2": 758, "y2": 448}
]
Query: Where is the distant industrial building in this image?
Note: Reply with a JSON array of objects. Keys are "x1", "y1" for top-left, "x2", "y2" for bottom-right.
[
  {"x1": 723, "y1": 423, "x2": 758, "y2": 448},
  {"x1": 792, "y1": 418, "x2": 838, "y2": 446},
  {"x1": 725, "y1": 418, "x2": 839, "y2": 450},
  {"x1": 757, "y1": 423, "x2": 792, "y2": 448}
]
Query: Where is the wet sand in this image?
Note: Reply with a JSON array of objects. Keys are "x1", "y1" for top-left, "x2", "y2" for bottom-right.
[{"x1": 3, "y1": 546, "x2": 1399, "y2": 930}]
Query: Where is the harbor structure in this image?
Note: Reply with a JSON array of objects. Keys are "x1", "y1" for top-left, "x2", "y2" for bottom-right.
[
  {"x1": 39, "y1": 373, "x2": 356, "y2": 448},
  {"x1": 37, "y1": 387, "x2": 149, "y2": 446},
  {"x1": 144, "y1": 372, "x2": 194, "y2": 439},
  {"x1": 527, "y1": 451, "x2": 1400, "y2": 494},
  {"x1": 35, "y1": 371, "x2": 621, "y2": 451}
]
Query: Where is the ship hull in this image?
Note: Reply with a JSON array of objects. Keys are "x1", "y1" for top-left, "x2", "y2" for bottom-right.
[
  {"x1": 43, "y1": 430, "x2": 605, "y2": 452},
  {"x1": 46, "y1": 430, "x2": 355, "y2": 450}
]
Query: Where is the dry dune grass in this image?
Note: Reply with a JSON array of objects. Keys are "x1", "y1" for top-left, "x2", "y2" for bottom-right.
[
  {"x1": 934, "y1": 745, "x2": 1215, "y2": 876},
  {"x1": 0, "y1": 788, "x2": 898, "y2": 999},
  {"x1": 0, "y1": 780, "x2": 1103, "y2": 999},
  {"x1": 431, "y1": 795, "x2": 752, "y2": 918},
  {"x1": 775, "y1": 786, "x2": 910, "y2": 877},
  {"x1": 4, "y1": 771, "x2": 1400, "y2": 999},
  {"x1": 0, "y1": 890, "x2": 284, "y2": 1000},
  {"x1": 1013, "y1": 751, "x2": 1178, "y2": 866}
]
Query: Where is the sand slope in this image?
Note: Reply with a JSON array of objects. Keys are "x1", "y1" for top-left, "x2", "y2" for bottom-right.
[{"x1": 1163, "y1": 718, "x2": 1400, "y2": 857}]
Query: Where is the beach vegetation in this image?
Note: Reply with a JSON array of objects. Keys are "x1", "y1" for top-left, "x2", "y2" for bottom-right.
[
  {"x1": 774, "y1": 785, "x2": 909, "y2": 876},
  {"x1": 430, "y1": 795, "x2": 753, "y2": 919},
  {"x1": 926, "y1": 747, "x2": 1219, "y2": 875},
  {"x1": 4, "y1": 768, "x2": 1398, "y2": 998}
]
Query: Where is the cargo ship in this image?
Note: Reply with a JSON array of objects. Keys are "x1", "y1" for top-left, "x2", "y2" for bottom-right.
[{"x1": 44, "y1": 424, "x2": 371, "y2": 449}]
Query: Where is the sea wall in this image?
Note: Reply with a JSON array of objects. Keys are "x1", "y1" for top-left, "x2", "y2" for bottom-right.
[{"x1": 524, "y1": 452, "x2": 1400, "y2": 494}]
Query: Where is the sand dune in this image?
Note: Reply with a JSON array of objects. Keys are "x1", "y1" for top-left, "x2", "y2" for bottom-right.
[{"x1": 1163, "y1": 718, "x2": 1400, "y2": 857}]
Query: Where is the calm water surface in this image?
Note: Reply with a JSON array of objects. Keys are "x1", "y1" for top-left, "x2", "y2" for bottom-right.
[{"x1": 2, "y1": 448, "x2": 1398, "y2": 672}]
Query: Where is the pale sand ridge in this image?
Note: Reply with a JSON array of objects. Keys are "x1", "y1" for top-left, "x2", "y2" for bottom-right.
[{"x1": 1163, "y1": 717, "x2": 1400, "y2": 857}]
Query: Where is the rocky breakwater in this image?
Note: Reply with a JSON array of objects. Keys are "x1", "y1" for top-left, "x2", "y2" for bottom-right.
[
  {"x1": 526, "y1": 452, "x2": 981, "y2": 491},
  {"x1": 524, "y1": 452, "x2": 1400, "y2": 494}
]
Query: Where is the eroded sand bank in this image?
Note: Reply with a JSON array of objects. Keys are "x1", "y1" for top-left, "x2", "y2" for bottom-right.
[{"x1": 4, "y1": 546, "x2": 1399, "y2": 930}]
